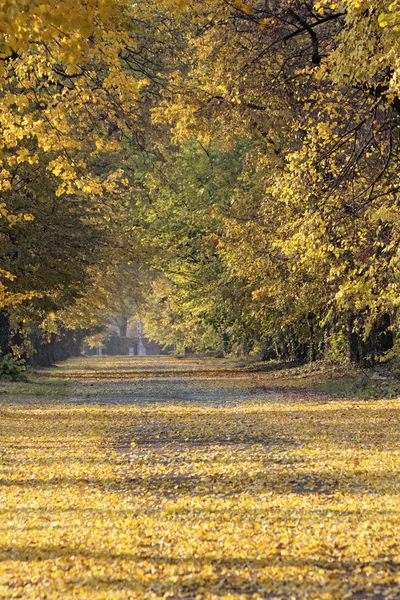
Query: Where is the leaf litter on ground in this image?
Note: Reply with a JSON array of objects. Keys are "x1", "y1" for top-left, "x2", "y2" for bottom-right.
[{"x1": 0, "y1": 356, "x2": 399, "y2": 599}]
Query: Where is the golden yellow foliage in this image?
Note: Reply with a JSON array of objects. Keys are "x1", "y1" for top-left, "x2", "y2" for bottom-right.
[{"x1": 0, "y1": 0, "x2": 147, "y2": 310}]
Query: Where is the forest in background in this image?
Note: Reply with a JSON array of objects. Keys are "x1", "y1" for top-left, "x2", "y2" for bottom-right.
[{"x1": 1, "y1": 0, "x2": 400, "y2": 371}]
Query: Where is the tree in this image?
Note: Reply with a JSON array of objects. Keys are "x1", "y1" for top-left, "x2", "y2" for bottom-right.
[
  {"x1": 142, "y1": 0, "x2": 400, "y2": 363},
  {"x1": 59, "y1": 262, "x2": 150, "y2": 337},
  {"x1": 0, "y1": 0, "x2": 151, "y2": 357},
  {"x1": 4, "y1": 0, "x2": 400, "y2": 365}
]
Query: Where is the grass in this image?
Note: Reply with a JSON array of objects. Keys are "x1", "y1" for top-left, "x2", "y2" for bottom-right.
[
  {"x1": 244, "y1": 358, "x2": 400, "y2": 400},
  {"x1": 313, "y1": 376, "x2": 400, "y2": 399},
  {"x1": 0, "y1": 356, "x2": 399, "y2": 599},
  {"x1": 0, "y1": 378, "x2": 71, "y2": 401}
]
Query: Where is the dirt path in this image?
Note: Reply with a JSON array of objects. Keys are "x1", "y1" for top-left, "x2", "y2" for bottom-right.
[{"x1": 0, "y1": 356, "x2": 399, "y2": 599}]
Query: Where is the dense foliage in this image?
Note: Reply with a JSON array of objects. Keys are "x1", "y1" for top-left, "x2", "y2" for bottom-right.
[
  {"x1": 2, "y1": 0, "x2": 400, "y2": 364},
  {"x1": 0, "y1": 352, "x2": 27, "y2": 381}
]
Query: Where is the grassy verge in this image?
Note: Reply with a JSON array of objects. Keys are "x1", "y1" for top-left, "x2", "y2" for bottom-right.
[
  {"x1": 0, "y1": 377, "x2": 71, "y2": 402},
  {"x1": 313, "y1": 376, "x2": 400, "y2": 400},
  {"x1": 246, "y1": 359, "x2": 400, "y2": 399}
]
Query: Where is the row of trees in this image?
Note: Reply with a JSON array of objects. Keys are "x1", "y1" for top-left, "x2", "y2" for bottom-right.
[
  {"x1": 0, "y1": 0, "x2": 152, "y2": 364},
  {"x1": 134, "y1": 0, "x2": 400, "y2": 364},
  {"x1": 1, "y1": 1, "x2": 400, "y2": 367}
]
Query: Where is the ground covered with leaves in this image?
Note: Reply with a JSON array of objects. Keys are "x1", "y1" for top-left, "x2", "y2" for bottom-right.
[{"x1": 0, "y1": 357, "x2": 399, "y2": 599}]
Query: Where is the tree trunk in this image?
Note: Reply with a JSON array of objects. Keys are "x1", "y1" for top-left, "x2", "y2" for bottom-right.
[
  {"x1": 73, "y1": 330, "x2": 84, "y2": 356},
  {"x1": 222, "y1": 333, "x2": 231, "y2": 355},
  {"x1": 65, "y1": 328, "x2": 75, "y2": 357},
  {"x1": 29, "y1": 332, "x2": 56, "y2": 367},
  {"x1": 0, "y1": 312, "x2": 11, "y2": 355},
  {"x1": 48, "y1": 333, "x2": 56, "y2": 365},
  {"x1": 11, "y1": 323, "x2": 26, "y2": 359},
  {"x1": 375, "y1": 313, "x2": 393, "y2": 355},
  {"x1": 117, "y1": 316, "x2": 128, "y2": 338}
]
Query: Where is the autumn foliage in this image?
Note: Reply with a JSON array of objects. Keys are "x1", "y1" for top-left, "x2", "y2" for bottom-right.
[
  {"x1": 1, "y1": 356, "x2": 400, "y2": 598},
  {"x1": 1, "y1": 1, "x2": 400, "y2": 363}
]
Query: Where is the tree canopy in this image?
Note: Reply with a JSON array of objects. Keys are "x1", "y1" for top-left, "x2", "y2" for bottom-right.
[{"x1": 2, "y1": 0, "x2": 400, "y2": 365}]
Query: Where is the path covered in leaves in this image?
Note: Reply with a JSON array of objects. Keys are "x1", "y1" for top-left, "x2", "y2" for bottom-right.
[{"x1": 0, "y1": 356, "x2": 399, "y2": 599}]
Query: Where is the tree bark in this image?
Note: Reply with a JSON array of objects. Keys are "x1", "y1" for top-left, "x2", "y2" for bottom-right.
[
  {"x1": 0, "y1": 312, "x2": 11, "y2": 355},
  {"x1": 73, "y1": 330, "x2": 84, "y2": 356},
  {"x1": 117, "y1": 316, "x2": 128, "y2": 338}
]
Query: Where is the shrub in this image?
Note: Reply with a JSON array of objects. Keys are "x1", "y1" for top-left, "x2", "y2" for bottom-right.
[{"x1": 0, "y1": 353, "x2": 28, "y2": 382}]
